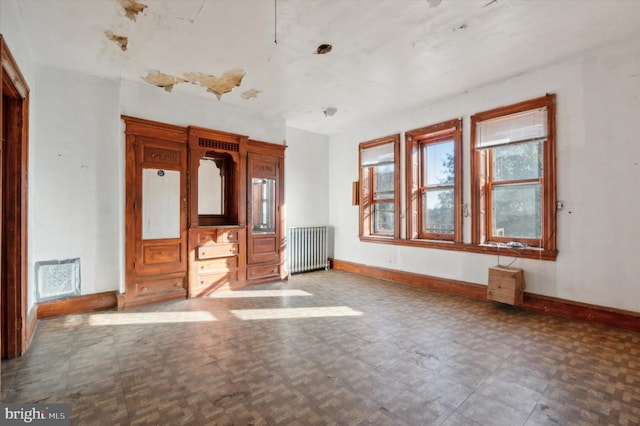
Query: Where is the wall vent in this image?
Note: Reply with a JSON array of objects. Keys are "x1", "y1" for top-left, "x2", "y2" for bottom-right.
[
  {"x1": 198, "y1": 138, "x2": 240, "y2": 152},
  {"x1": 35, "y1": 258, "x2": 81, "y2": 302}
]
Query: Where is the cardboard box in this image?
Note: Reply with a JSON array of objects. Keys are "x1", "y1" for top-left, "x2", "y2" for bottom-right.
[{"x1": 487, "y1": 266, "x2": 525, "y2": 305}]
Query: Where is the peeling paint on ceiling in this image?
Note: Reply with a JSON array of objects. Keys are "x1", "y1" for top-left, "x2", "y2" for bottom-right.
[
  {"x1": 183, "y1": 69, "x2": 246, "y2": 100},
  {"x1": 141, "y1": 69, "x2": 246, "y2": 99},
  {"x1": 141, "y1": 70, "x2": 185, "y2": 92},
  {"x1": 105, "y1": 31, "x2": 128, "y2": 51},
  {"x1": 16, "y1": 0, "x2": 640, "y2": 134},
  {"x1": 118, "y1": 0, "x2": 147, "y2": 21},
  {"x1": 241, "y1": 89, "x2": 262, "y2": 100}
]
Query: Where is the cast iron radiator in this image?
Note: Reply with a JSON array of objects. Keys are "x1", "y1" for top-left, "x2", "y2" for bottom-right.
[{"x1": 286, "y1": 226, "x2": 330, "y2": 274}]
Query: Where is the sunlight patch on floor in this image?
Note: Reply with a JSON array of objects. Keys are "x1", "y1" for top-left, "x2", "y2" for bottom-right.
[
  {"x1": 231, "y1": 306, "x2": 363, "y2": 320},
  {"x1": 88, "y1": 311, "x2": 217, "y2": 326}
]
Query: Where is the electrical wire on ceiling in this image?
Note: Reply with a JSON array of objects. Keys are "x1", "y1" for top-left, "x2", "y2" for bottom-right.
[{"x1": 274, "y1": 0, "x2": 278, "y2": 44}]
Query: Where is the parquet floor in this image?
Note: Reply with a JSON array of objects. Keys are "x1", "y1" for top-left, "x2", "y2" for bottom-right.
[{"x1": 2, "y1": 270, "x2": 639, "y2": 425}]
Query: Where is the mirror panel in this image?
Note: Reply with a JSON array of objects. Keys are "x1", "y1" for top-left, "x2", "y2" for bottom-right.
[
  {"x1": 251, "y1": 177, "x2": 276, "y2": 234},
  {"x1": 142, "y1": 168, "x2": 181, "y2": 240},
  {"x1": 198, "y1": 157, "x2": 224, "y2": 215}
]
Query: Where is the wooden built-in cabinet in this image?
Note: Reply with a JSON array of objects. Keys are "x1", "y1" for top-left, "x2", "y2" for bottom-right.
[
  {"x1": 246, "y1": 141, "x2": 286, "y2": 284},
  {"x1": 122, "y1": 116, "x2": 285, "y2": 309},
  {"x1": 188, "y1": 226, "x2": 246, "y2": 296}
]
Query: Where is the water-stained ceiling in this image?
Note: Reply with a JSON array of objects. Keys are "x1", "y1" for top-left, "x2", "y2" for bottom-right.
[{"x1": 14, "y1": 0, "x2": 640, "y2": 135}]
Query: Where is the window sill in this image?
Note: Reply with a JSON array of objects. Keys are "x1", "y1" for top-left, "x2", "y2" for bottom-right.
[{"x1": 359, "y1": 237, "x2": 558, "y2": 261}]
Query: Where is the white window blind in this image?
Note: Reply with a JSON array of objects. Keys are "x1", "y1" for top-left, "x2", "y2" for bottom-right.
[
  {"x1": 361, "y1": 142, "x2": 394, "y2": 166},
  {"x1": 477, "y1": 107, "x2": 548, "y2": 149}
]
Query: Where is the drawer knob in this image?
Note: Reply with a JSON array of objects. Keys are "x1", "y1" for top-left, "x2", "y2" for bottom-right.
[{"x1": 142, "y1": 287, "x2": 147, "y2": 292}]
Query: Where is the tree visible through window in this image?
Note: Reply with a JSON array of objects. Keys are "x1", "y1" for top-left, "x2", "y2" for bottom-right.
[
  {"x1": 406, "y1": 119, "x2": 462, "y2": 242},
  {"x1": 471, "y1": 94, "x2": 556, "y2": 252},
  {"x1": 359, "y1": 135, "x2": 400, "y2": 240}
]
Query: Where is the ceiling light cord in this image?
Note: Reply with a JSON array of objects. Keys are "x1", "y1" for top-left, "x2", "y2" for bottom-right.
[{"x1": 274, "y1": 0, "x2": 278, "y2": 45}]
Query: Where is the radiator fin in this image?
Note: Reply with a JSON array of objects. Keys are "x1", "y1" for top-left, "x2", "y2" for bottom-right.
[{"x1": 286, "y1": 226, "x2": 329, "y2": 274}]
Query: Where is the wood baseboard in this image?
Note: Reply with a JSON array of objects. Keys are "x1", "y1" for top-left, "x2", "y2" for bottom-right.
[
  {"x1": 24, "y1": 306, "x2": 38, "y2": 355},
  {"x1": 331, "y1": 258, "x2": 640, "y2": 333},
  {"x1": 37, "y1": 291, "x2": 118, "y2": 319}
]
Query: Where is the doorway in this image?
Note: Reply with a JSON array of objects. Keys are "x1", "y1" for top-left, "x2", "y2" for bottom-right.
[{"x1": 1, "y1": 35, "x2": 30, "y2": 363}]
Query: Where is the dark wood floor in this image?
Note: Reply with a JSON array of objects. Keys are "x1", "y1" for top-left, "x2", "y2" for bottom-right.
[{"x1": 2, "y1": 270, "x2": 639, "y2": 425}]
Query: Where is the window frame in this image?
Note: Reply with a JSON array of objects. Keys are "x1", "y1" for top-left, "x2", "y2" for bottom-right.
[
  {"x1": 405, "y1": 118, "x2": 463, "y2": 244},
  {"x1": 359, "y1": 134, "x2": 401, "y2": 241},
  {"x1": 471, "y1": 94, "x2": 557, "y2": 254}
]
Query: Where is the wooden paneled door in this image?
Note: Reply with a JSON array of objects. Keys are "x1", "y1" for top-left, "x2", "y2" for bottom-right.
[
  {"x1": 1, "y1": 35, "x2": 30, "y2": 362},
  {"x1": 123, "y1": 117, "x2": 188, "y2": 308},
  {"x1": 246, "y1": 145, "x2": 285, "y2": 284}
]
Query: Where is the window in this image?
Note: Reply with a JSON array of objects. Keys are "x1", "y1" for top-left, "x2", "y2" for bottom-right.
[
  {"x1": 406, "y1": 119, "x2": 462, "y2": 242},
  {"x1": 359, "y1": 134, "x2": 400, "y2": 240},
  {"x1": 471, "y1": 94, "x2": 556, "y2": 253}
]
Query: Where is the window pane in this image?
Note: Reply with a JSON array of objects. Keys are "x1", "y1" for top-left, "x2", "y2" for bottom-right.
[
  {"x1": 492, "y1": 183, "x2": 541, "y2": 239},
  {"x1": 422, "y1": 189, "x2": 454, "y2": 234},
  {"x1": 373, "y1": 203, "x2": 394, "y2": 234},
  {"x1": 423, "y1": 140, "x2": 454, "y2": 186},
  {"x1": 477, "y1": 107, "x2": 547, "y2": 148},
  {"x1": 251, "y1": 178, "x2": 276, "y2": 234},
  {"x1": 362, "y1": 142, "x2": 394, "y2": 166},
  {"x1": 374, "y1": 163, "x2": 394, "y2": 200},
  {"x1": 493, "y1": 141, "x2": 542, "y2": 181}
]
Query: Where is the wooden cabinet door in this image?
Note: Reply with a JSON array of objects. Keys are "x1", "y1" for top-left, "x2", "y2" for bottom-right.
[
  {"x1": 124, "y1": 122, "x2": 189, "y2": 306},
  {"x1": 247, "y1": 153, "x2": 280, "y2": 265},
  {"x1": 134, "y1": 138, "x2": 187, "y2": 276}
]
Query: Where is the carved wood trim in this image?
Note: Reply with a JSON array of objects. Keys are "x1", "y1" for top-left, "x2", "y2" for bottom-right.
[
  {"x1": 121, "y1": 115, "x2": 187, "y2": 143},
  {"x1": 331, "y1": 258, "x2": 640, "y2": 333}
]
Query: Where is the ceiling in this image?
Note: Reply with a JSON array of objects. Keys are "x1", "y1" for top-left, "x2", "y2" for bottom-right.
[{"x1": 14, "y1": 0, "x2": 640, "y2": 135}]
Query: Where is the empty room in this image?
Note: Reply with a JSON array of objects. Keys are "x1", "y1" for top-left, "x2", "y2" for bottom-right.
[{"x1": 1, "y1": 0, "x2": 639, "y2": 424}]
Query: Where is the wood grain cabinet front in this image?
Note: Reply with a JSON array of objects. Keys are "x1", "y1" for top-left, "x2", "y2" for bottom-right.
[
  {"x1": 133, "y1": 275, "x2": 186, "y2": 303},
  {"x1": 188, "y1": 226, "x2": 246, "y2": 297},
  {"x1": 198, "y1": 243, "x2": 239, "y2": 259},
  {"x1": 247, "y1": 264, "x2": 280, "y2": 281}
]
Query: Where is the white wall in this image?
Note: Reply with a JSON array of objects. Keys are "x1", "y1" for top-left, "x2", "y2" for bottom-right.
[
  {"x1": 0, "y1": 0, "x2": 35, "y2": 85},
  {"x1": 284, "y1": 128, "x2": 330, "y2": 228},
  {"x1": 120, "y1": 80, "x2": 285, "y2": 144},
  {"x1": 29, "y1": 67, "x2": 287, "y2": 299},
  {"x1": 328, "y1": 36, "x2": 640, "y2": 313},
  {"x1": 31, "y1": 65, "x2": 122, "y2": 300}
]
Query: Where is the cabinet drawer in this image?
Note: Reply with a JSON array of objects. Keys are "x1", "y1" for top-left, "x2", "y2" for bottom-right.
[
  {"x1": 198, "y1": 229, "x2": 239, "y2": 245},
  {"x1": 135, "y1": 277, "x2": 184, "y2": 297},
  {"x1": 247, "y1": 264, "x2": 280, "y2": 280},
  {"x1": 197, "y1": 271, "x2": 238, "y2": 289},
  {"x1": 198, "y1": 257, "x2": 238, "y2": 273},
  {"x1": 198, "y1": 243, "x2": 239, "y2": 259},
  {"x1": 219, "y1": 229, "x2": 239, "y2": 243},
  {"x1": 198, "y1": 230, "x2": 218, "y2": 245}
]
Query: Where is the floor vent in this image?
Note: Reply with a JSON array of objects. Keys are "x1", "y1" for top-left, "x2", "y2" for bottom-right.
[{"x1": 35, "y1": 258, "x2": 81, "y2": 302}]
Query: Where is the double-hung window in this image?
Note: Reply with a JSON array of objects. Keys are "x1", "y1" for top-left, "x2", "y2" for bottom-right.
[
  {"x1": 359, "y1": 135, "x2": 400, "y2": 240},
  {"x1": 471, "y1": 94, "x2": 556, "y2": 253},
  {"x1": 406, "y1": 119, "x2": 462, "y2": 242}
]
